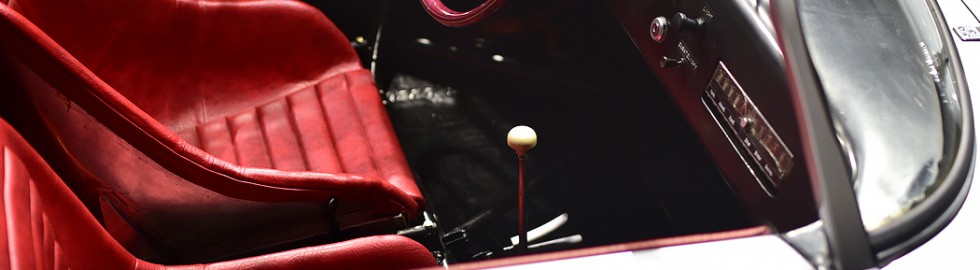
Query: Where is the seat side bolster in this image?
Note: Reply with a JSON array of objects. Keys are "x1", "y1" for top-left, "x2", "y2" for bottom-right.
[{"x1": 0, "y1": 120, "x2": 141, "y2": 270}]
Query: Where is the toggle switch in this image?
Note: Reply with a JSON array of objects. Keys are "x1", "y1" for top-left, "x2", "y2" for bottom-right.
[
  {"x1": 671, "y1": 12, "x2": 708, "y2": 33},
  {"x1": 660, "y1": 56, "x2": 689, "y2": 68}
]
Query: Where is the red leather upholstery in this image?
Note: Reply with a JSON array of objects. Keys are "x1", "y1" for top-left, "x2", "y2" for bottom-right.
[
  {"x1": 0, "y1": 0, "x2": 423, "y2": 262},
  {"x1": 0, "y1": 118, "x2": 436, "y2": 270}
]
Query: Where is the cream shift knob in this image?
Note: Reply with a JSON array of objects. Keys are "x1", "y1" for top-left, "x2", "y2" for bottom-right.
[{"x1": 507, "y1": 126, "x2": 537, "y2": 155}]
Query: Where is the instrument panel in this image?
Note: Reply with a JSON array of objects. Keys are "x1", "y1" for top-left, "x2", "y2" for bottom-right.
[{"x1": 704, "y1": 62, "x2": 793, "y2": 194}]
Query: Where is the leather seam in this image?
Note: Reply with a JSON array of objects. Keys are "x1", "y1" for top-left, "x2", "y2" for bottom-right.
[
  {"x1": 314, "y1": 80, "x2": 343, "y2": 174},
  {"x1": 223, "y1": 116, "x2": 241, "y2": 165},
  {"x1": 0, "y1": 147, "x2": 9, "y2": 270},
  {"x1": 254, "y1": 105, "x2": 276, "y2": 170},
  {"x1": 344, "y1": 72, "x2": 383, "y2": 180},
  {"x1": 283, "y1": 94, "x2": 312, "y2": 171}
]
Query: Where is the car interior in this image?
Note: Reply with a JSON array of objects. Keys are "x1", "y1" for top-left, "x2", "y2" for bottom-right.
[
  {"x1": 0, "y1": 0, "x2": 970, "y2": 268},
  {"x1": 0, "y1": 0, "x2": 807, "y2": 267}
]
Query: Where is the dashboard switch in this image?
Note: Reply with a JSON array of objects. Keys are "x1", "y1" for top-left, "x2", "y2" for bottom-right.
[
  {"x1": 671, "y1": 12, "x2": 708, "y2": 32},
  {"x1": 660, "y1": 57, "x2": 688, "y2": 68}
]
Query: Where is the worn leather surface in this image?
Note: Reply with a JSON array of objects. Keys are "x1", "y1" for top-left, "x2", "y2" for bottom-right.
[
  {"x1": 0, "y1": 118, "x2": 436, "y2": 270},
  {"x1": 0, "y1": 0, "x2": 422, "y2": 262}
]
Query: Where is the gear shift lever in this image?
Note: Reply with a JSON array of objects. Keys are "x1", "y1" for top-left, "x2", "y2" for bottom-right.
[{"x1": 507, "y1": 125, "x2": 537, "y2": 254}]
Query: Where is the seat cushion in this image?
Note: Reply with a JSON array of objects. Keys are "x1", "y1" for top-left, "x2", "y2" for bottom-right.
[
  {"x1": 0, "y1": 117, "x2": 436, "y2": 270},
  {"x1": 187, "y1": 70, "x2": 422, "y2": 202}
]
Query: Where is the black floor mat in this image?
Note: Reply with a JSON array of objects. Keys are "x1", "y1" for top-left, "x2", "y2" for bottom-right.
[{"x1": 384, "y1": 74, "x2": 519, "y2": 232}]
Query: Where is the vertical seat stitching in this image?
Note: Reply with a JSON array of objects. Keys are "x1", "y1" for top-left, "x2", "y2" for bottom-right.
[
  {"x1": 315, "y1": 83, "x2": 344, "y2": 173},
  {"x1": 223, "y1": 116, "x2": 242, "y2": 165},
  {"x1": 3, "y1": 148, "x2": 15, "y2": 270},
  {"x1": 254, "y1": 107, "x2": 277, "y2": 169},
  {"x1": 193, "y1": 125, "x2": 207, "y2": 153},
  {"x1": 284, "y1": 94, "x2": 312, "y2": 171},
  {"x1": 0, "y1": 148, "x2": 9, "y2": 270},
  {"x1": 42, "y1": 214, "x2": 53, "y2": 270},
  {"x1": 28, "y1": 181, "x2": 41, "y2": 270},
  {"x1": 344, "y1": 73, "x2": 383, "y2": 179}
]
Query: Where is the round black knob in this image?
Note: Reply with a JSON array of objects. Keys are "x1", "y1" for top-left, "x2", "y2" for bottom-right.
[
  {"x1": 660, "y1": 57, "x2": 688, "y2": 68},
  {"x1": 671, "y1": 12, "x2": 707, "y2": 32}
]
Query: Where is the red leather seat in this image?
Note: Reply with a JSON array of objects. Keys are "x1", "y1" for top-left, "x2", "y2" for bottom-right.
[
  {"x1": 0, "y1": 0, "x2": 423, "y2": 263},
  {"x1": 0, "y1": 117, "x2": 436, "y2": 270}
]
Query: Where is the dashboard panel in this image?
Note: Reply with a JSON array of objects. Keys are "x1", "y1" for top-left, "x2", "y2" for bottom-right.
[{"x1": 610, "y1": 0, "x2": 818, "y2": 232}]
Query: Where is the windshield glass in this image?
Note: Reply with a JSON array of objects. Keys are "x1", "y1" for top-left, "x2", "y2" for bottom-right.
[{"x1": 798, "y1": 0, "x2": 962, "y2": 231}]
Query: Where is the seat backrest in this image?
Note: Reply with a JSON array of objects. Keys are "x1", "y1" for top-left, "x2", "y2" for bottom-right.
[{"x1": 7, "y1": 0, "x2": 363, "y2": 128}]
